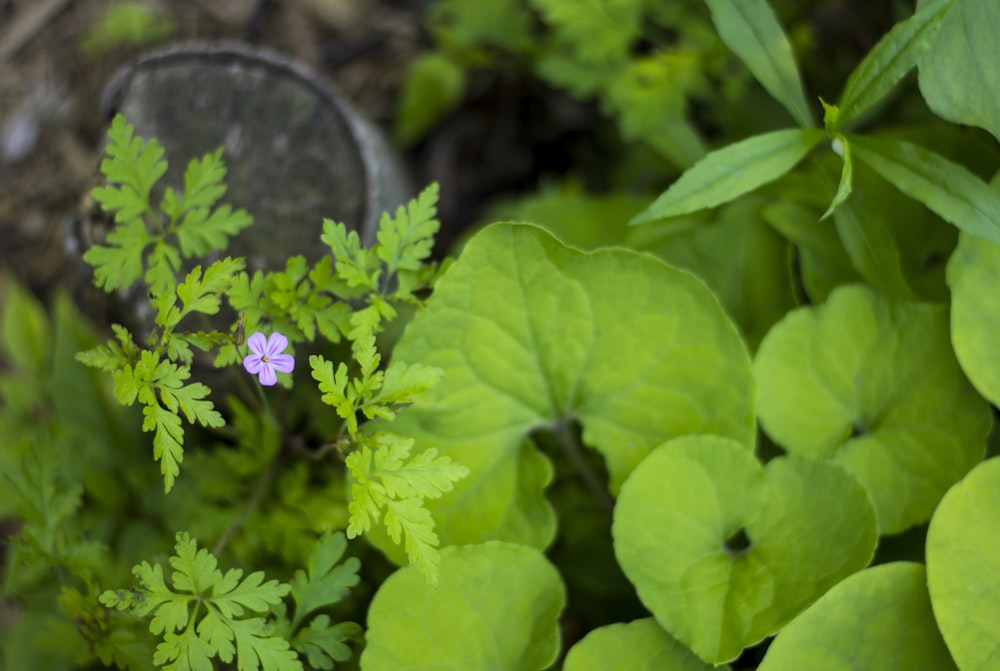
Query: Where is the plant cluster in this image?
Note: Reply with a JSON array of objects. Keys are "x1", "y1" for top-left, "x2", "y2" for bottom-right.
[{"x1": 3, "y1": 0, "x2": 1000, "y2": 669}]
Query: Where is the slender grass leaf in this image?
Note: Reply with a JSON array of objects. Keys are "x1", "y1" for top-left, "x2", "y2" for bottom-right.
[
  {"x1": 705, "y1": 0, "x2": 815, "y2": 127},
  {"x1": 851, "y1": 134, "x2": 1000, "y2": 243},
  {"x1": 926, "y1": 458, "x2": 1000, "y2": 671},
  {"x1": 759, "y1": 563, "x2": 958, "y2": 671},
  {"x1": 918, "y1": 0, "x2": 1000, "y2": 143},
  {"x1": 835, "y1": 0, "x2": 951, "y2": 129},
  {"x1": 631, "y1": 129, "x2": 824, "y2": 225}
]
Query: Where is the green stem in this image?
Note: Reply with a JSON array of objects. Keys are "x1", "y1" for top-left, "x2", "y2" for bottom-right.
[{"x1": 553, "y1": 419, "x2": 614, "y2": 513}]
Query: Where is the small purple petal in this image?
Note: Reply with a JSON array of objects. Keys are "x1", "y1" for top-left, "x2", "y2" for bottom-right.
[
  {"x1": 265, "y1": 332, "x2": 289, "y2": 356},
  {"x1": 243, "y1": 354, "x2": 264, "y2": 374},
  {"x1": 268, "y1": 353, "x2": 295, "y2": 373},
  {"x1": 247, "y1": 332, "x2": 268, "y2": 355},
  {"x1": 257, "y1": 364, "x2": 278, "y2": 386}
]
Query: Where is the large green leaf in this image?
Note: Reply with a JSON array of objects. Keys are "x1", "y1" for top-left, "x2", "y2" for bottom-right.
[
  {"x1": 947, "y1": 223, "x2": 1000, "y2": 406},
  {"x1": 918, "y1": 0, "x2": 1000, "y2": 144},
  {"x1": 630, "y1": 129, "x2": 824, "y2": 224},
  {"x1": 612, "y1": 435, "x2": 877, "y2": 664},
  {"x1": 754, "y1": 284, "x2": 991, "y2": 533},
  {"x1": 926, "y1": 457, "x2": 1000, "y2": 671},
  {"x1": 759, "y1": 562, "x2": 958, "y2": 671},
  {"x1": 833, "y1": 0, "x2": 951, "y2": 129},
  {"x1": 704, "y1": 0, "x2": 814, "y2": 127},
  {"x1": 376, "y1": 223, "x2": 754, "y2": 555},
  {"x1": 850, "y1": 134, "x2": 1000, "y2": 245},
  {"x1": 563, "y1": 618, "x2": 724, "y2": 671},
  {"x1": 361, "y1": 542, "x2": 565, "y2": 670}
]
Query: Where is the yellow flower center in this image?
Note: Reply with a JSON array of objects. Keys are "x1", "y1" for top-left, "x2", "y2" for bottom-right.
[{"x1": 262, "y1": 355, "x2": 270, "y2": 362}]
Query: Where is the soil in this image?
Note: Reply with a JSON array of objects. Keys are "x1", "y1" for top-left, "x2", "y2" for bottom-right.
[{"x1": 0, "y1": 0, "x2": 599, "y2": 304}]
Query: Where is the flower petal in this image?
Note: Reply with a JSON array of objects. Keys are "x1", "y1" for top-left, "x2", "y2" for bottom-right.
[
  {"x1": 243, "y1": 354, "x2": 264, "y2": 374},
  {"x1": 247, "y1": 332, "x2": 268, "y2": 356},
  {"x1": 257, "y1": 364, "x2": 278, "y2": 386},
  {"x1": 268, "y1": 353, "x2": 295, "y2": 373},
  {"x1": 265, "y1": 332, "x2": 289, "y2": 356}
]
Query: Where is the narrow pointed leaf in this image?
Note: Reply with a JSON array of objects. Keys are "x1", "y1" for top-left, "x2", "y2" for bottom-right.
[
  {"x1": 835, "y1": 0, "x2": 951, "y2": 128},
  {"x1": 820, "y1": 134, "x2": 853, "y2": 219},
  {"x1": 631, "y1": 129, "x2": 824, "y2": 225},
  {"x1": 850, "y1": 134, "x2": 1000, "y2": 244},
  {"x1": 705, "y1": 0, "x2": 815, "y2": 127}
]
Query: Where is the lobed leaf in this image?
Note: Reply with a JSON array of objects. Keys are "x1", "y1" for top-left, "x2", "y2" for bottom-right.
[
  {"x1": 754, "y1": 284, "x2": 990, "y2": 532},
  {"x1": 289, "y1": 532, "x2": 361, "y2": 631},
  {"x1": 375, "y1": 182, "x2": 441, "y2": 274}
]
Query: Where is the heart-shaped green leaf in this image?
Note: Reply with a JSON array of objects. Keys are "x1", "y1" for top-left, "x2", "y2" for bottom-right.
[
  {"x1": 563, "y1": 618, "x2": 725, "y2": 671},
  {"x1": 612, "y1": 435, "x2": 877, "y2": 664},
  {"x1": 759, "y1": 562, "x2": 958, "y2": 671},
  {"x1": 374, "y1": 223, "x2": 754, "y2": 556},
  {"x1": 926, "y1": 457, "x2": 1000, "y2": 671},
  {"x1": 360, "y1": 542, "x2": 564, "y2": 671},
  {"x1": 754, "y1": 284, "x2": 990, "y2": 533},
  {"x1": 947, "y1": 228, "x2": 1000, "y2": 406}
]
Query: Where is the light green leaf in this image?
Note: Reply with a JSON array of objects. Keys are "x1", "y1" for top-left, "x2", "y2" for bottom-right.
[
  {"x1": 563, "y1": 618, "x2": 725, "y2": 671},
  {"x1": 759, "y1": 562, "x2": 958, "y2": 671},
  {"x1": 289, "y1": 532, "x2": 360, "y2": 631},
  {"x1": 918, "y1": 0, "x2": 1000, "y2": 143},
  {"x1": 832, "y1": 199, "x2": 913, "y2": 298},
  {"x1": 394, "y1": 53, "x2": 466, "y2": 146},
  {"x1": 947, "y1": 226, "x2": 1000, "y2": 406},
  {"x1": 835, "y1": 0, "x2": 951, "y2": 129},
  {"x1": 361, "y1": 542, "x2": 564, "y2": 671},
  {"x1": 630, "y1": 129, "x2": 824, "y2": 224},
  {"x1": 821, "y1": 134, "x2": 853, "y2": 219},
  {"x1": 926, "y1": 457, "x2": 1000, "y2": 671},
  {"x1": 850, "y1": 134, "x2": 1000, "y2": 244},
  {"x1": 704, "y1": 0, "x2": 814, "y2": 127},
  {"x1": 754, "y1": 284, "x2": 991, "y2": 532},
  {"x1": 0, "y1": 280, "x2": 52, "y2": 374},
  {"x1": 378, "y1": 223, "x2": 754, "y2": 553},
  {"x1": 612, "y1": 436, "x2": 877, "y2": 664}
]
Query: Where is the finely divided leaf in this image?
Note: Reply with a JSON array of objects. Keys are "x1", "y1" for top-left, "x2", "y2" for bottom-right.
[
  {"x1": 93, "y1": 114, "x2": 166, "y2": 224},
  {"x1": 376, "y1": 182, "x2": 441, "y2": 274},
  {"x1": 289, "y1": 532, "x2": 361, "y2": 631},
  {"x1": 322, "y1": 220, "x2": 379, "y2": 291},
  {"x1": 84, "y1": 219, "x2": 155, "y2": 292},
  {"x1": 850, "y1": 134, "x2": 1000, "y2": 244},
  {"x1": 631, "y1": 129, "x2": 824, "y2": 224},
  {"x1": 705, "y1": 0, "x2": 815, "y2": 127},
  {"x1": 834, "y1": 0, "x2": 951, "y2": 128},
  {"x1": 175, "y1": 204, "x2": 253, "y2": 258}
]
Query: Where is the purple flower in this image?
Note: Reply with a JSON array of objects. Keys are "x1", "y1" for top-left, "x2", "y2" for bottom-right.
[{"x1": 243, "y1": 332, "x2": 294, "y2": 386}]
